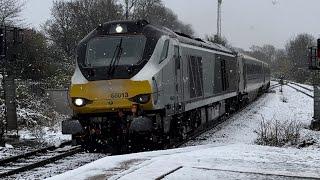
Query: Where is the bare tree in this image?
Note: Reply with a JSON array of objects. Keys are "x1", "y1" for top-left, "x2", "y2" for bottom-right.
[
  {"x1": 123, "y1": 0, "x2": 138, "y2": 20},
  {"x1": 205, "y1": 34, "x2": 229, "y2": 47},
  {"x1": 45, "y1": 0, "x2": 123, "y2": 56},
  {"x1": 0, "y1": 0, "x2": 24, "y2": 25},
  {"x1": 274, "y1": 49, "x2": 292, "y2": 79},
  {"x1": 248, "y1": 45, "x2": 276, "y2": 65},
  {"x1": 131, "y1": 0, "x2": 194, "y2": 35},
  {"x1": 285, "y1": 33, "x2": 315, "y2": 82},
  {"x1": 286, "y1": 34, "x2": 315, "y2": 69},
  {"x1": 46, "y1": 0, "x2": 194, "y2": 58}
]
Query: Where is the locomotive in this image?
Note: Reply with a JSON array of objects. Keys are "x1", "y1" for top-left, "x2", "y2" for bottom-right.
[{"x1": 62, "y1": 20, "x2": 270, "y2": 152}]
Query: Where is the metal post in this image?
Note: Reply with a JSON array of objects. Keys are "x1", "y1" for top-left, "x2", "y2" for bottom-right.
[
  {"x1": 311, "y1": 71, "x2": 320, "y2": 130},
  {"x1": 310, "y1": 39, "x2": 320, "y2": 130},
  {"x1": 0, "y1": 26, "x2": 20, "y2": 132},
  {"x1": 4, "y1": 75, "x2": 17, "y2": 130},
  {"x1": 217, "y1": 0, "x2": 222, "y2": 39}
]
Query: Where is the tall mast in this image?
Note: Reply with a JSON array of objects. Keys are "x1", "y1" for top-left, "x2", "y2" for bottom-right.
[{"x1": 217, "y1": 0, "x2": 222, "y2": 39}]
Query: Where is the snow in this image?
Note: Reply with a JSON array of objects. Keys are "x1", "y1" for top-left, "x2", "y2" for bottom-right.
[
  {"x1": 292, "y1": 82, "x2": 314, "y2": 91},
  {"x1": 0, "y1": 122, "x2": 71, "y2": 161},
  {"x1": 49, "y1": 144, "x2": 320, "y2": 180},
  {"x1": 6, "y1": 152, "x2": 106, "y2": 180},
  {"x1": 48, "y1": 83, "x2": 320, "y2": 179},
  {"x1": 185, "y1": 84, "x2": 313, "y2": 147},
  {"x1": 5, "y1": 144, "x2": 13, "y2": 149},
  {"x1": 18, "y1": 126, "x2": 71, "y2": 146}
]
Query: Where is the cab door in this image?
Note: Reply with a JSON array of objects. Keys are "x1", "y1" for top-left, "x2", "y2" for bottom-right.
[{"x1": 173, "y1": 42, "x2": 184, "y2": 112}]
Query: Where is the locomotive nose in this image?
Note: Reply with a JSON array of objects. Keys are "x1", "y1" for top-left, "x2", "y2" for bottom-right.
[{"x1": 69, "y1": 79, "x2": 153, "y2": 113}]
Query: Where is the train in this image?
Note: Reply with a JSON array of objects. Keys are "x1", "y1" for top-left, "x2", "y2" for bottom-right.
[{"x1": 62, "y1": 20, "x2": 271, "y2": 153}]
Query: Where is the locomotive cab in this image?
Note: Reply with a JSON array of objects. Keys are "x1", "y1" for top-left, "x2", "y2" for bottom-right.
[{"x1": 70, "y1": 20, "x2": 163, "y2": 114}]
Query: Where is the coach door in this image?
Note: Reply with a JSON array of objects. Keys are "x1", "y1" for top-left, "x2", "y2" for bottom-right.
[
  {"x1": 243, "y1": 58, "x2": 247, "y2": 90},
  {"x1": 238, "y1": 56, "x2": 245, "y2": 92},
  {"x1": 174, "y1": 44, "x2": 184, "y2": 112},
  {"x1": 263, "y1": 64, "x2": 266, "y2": 83}
]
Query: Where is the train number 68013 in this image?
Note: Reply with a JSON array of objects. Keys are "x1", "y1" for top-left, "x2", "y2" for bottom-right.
[{"x1": 111, "y1": 92, "x2": 129, "y2": 99}]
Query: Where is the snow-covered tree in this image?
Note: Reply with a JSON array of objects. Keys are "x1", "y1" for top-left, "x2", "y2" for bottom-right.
[{"x1": 0, "y1": 0, "x2": 24, "y2": 25}]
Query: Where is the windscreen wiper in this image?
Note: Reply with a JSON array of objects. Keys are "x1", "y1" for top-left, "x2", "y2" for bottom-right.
[{"x1": 108, "y1": 38, "x2": 123, "y2": 76}]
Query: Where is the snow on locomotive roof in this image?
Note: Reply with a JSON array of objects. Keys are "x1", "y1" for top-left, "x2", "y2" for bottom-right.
[
  {"x1": 95, "y1": 20, "x2": 265, "y2": 61},
  {"x1": 241, "y1": 54, "x2": 269, "y2": 65},
  {"x1": 172, "y1": 31, "x2": 234, "y2": 55},
  {"x1": 94, "y1": 20, "x2": 234, "y2": 55},
  {"x1": 148, "y1": 23, "x2": 234, "y2": 55}
]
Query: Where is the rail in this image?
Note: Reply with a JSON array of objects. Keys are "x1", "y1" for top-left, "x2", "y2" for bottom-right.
[
  {"x1": 0, "y1": 142, "x2": 82, "y2": 178},
  {"x1": 288, "y1": 82, "x2": 313, "y2": 92},
  {"x1": 286, "y1": 84, "x2": 314, "y2": 98}
]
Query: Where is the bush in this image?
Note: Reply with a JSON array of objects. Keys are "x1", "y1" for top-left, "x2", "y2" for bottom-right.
[
  {"x1": 14, "y1": 80, "x2": 64, "y2": 129},
  {"x1": 255, "y1": 118, "x2": 302, "y2": 147}
]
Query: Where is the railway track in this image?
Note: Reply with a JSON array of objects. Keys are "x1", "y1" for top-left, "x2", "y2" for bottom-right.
[
  {"x1": 0, "y1": 142, "x2": 82, "y2": 178},
  {"x1": 269, "y1": 83, "x2": 281, "y2": 90},
  {"x1": 272, "y1": 80, "x2": 313, "y2": 98},
  {"x1": 286, "y1": 84, "x2": 314, "y2": 98},
  {"x1": 288, "y1": 82, "x2": 313, "y2": 92}
]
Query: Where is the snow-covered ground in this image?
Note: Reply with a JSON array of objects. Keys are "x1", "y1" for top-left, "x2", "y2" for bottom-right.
[
  {"x1": 290, "y1": 81, "x2": 314, "y2": 91},
  {"x1": 0, "y1": 123, "x2": 71, "y2": 160},
  {"x1": 18, "y1": 126, "x2": 71, "y2": 147},
  {"x1": 48, "y1": 83, "x2": 320, "y2": 179},
  {"x1": 6, "y1": 152, "x2": 106, "y2": 180}
]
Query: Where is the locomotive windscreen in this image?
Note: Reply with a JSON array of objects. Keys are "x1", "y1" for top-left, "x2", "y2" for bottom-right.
[
  {"x1": 85, "y1": 35, "x2": 147, "y2": 67},
  {"x1": 76, "y1": 21, "x2": 165, "y2": 81}
]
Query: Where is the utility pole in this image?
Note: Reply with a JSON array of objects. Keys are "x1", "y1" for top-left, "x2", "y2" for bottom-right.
[
  {"x1": 309, "y1": 39, "x2": 320, "y2": 130},
  {"x1": 217, "y1": 0, "x2": 222, "y2": 39}
]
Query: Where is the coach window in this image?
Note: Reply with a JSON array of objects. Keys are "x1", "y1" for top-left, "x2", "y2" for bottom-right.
[{"x1": 160, "y1": 40, "x2": 170, "y2": 63}]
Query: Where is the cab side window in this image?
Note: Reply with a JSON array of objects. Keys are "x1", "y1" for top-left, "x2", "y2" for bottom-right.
[{"x1": 160, "y1": 40, "x2": 170, "y2": 63}]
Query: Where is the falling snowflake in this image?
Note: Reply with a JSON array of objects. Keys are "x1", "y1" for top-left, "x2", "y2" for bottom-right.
[{"x1": 272, "y1": 0, "x2": 279, "y2": 5}]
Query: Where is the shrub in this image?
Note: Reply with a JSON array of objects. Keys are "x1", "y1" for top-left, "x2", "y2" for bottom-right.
[
  {"x1": 31, "y1": 125, "x2": 46, "y2": 144},
  {"x1": 255, "y1": 118, "x2": 301, "y2": 147}
]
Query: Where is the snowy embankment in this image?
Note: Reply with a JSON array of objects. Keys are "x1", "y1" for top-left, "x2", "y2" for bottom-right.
[{"x1": 49, "y1": 83, "x2": 320, "y2": 179}]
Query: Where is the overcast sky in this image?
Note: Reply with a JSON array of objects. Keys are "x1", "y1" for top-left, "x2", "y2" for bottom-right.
[{"x1": 22, "y1": 0, "x2": 320, "y2": 50}]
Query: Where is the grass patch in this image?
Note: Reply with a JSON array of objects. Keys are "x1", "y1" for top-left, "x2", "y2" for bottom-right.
[{"x1": 255, "y1": 118, "x2": 302, "y2": 147}]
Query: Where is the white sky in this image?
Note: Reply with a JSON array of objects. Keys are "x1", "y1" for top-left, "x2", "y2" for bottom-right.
[{"x1": 22, "y1": 0, "x2": 320, "y2": 50}]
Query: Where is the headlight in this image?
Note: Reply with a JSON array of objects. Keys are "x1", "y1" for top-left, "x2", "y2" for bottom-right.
[
  {"x1": 73, "y1": 98, "x2": 87, "y2": 107},
  {"x1": 115, "y1": 25, "x2": 123, "y2": 33},
  {"x1": 129, "y1": 94, "x2": 151, "y2": 104},
  {"x1": 109, "y1": 24, "x2": 127, "y2": 34}
]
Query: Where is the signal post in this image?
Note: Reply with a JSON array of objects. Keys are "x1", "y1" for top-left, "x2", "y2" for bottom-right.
[
  {"x1": 309, "y1": 39, "x2": 320, "y2": 130},
  {"x1": 0, "y1": 26, "x2": 23, "y2": 138}
]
